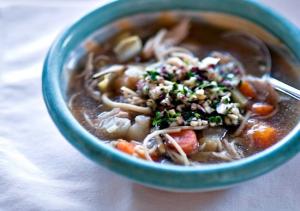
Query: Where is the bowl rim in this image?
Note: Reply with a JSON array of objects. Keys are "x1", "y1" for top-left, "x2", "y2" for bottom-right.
[{"x1": 42, "y1": 0, "x2": 300, "y2": 191}]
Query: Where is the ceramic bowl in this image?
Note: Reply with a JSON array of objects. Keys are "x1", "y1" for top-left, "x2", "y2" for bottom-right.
[{"x1": 42, "y1": 0, "x2": 300, "y2": 191}]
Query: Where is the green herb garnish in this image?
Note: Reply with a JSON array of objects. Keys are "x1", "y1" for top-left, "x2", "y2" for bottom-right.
[
  {"x1": 147, "y1": 70, "x2": 159, "y2": 81},
  {"x1": 186, "y1": 71, "x2": 195, "y2": 79},
  {"x1": 208, "y1": 115, "x2": 223, "y2": 124}
]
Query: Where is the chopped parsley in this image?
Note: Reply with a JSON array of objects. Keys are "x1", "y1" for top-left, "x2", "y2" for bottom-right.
[
  {"x1": 152, "y1": 110, "x2": 180, "y2": 128},
  {"x1": 146, "y1": 70, "x2": 159, "y2": 80},
  {"x1": 136, "y1": 52, "x2": 244, "y2": 129},
  {"x1": 186, "y1": 71, "x2": 196, "y2": 79},
  {"x1": 208, "y1": 115, "x2": 223, "y2": 124}
]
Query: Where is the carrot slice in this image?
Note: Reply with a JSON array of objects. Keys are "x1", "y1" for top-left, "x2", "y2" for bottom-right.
[
  {"x1": 135, "y1": 150, "x2": 159, "y2": 161},
  {"x1": 239, "y1": 80, "x2": 256, "y2": 98},
  {"x1": 251, "y1": 103, "x2": 274, "y2": 116},
  {"x1": 169, "y1": 130, "x2": 198, "y2": 155},
  {"x1": 116, "y1": 139, "x2": 158, "y2": 160},
  {"x1": 116, "y1": 140, "x2": 135, "y2": 155},
  {"x1": 250, "y1": 125, "x2": 277, "y2": 149}
]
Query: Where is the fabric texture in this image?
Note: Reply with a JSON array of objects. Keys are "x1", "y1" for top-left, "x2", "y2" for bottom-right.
[{"x1": 0, "y1": 1, "x2": 300, "y2": 210}]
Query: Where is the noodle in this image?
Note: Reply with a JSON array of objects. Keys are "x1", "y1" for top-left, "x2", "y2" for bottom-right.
[
  {"x1": 68, "y1": 92, "x2": 81, "y2": 110},
  {"x1": 85, "y1": 79, "x2": 101, "y2": 101},
  {"x1": 76, "y1": 53, "x2": 94, "y2": 79},
  {"x1": 233, "y1": 111, "x2": 251, "y2": 137},
  {"x1": 222, "y1": 139, "x2": 243, "y2": 159},
  {"x1": 83, "y1": 112, "x2": 95, "y2": 128},
  {"x1": 164, "y1": 134, "x2": 190, "y2": 166},
  {"x1": 102, "y1": 93, "x2": 152, "y2": 115},
  {"x1": 153, "y1": 29, "x2": 168, "y2": 60},
  {"x1": 167, "y1": 150, "x2": 189, "y2": 165},
  {"x1": 120, "y1": 86, "x2": 138, "y2": 96},
  {"x1": 93, "y1": 65, "x2": 125, "y2": 79}
]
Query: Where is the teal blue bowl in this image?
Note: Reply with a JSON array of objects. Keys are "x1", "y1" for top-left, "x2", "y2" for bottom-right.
[{"x1": 42, "y1": 0, "x2": 300, "y2": 191}]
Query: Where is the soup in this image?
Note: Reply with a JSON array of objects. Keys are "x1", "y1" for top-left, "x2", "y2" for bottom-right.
[{"x1": 67, "y1": 14, "x2": 300, "y2": 165}]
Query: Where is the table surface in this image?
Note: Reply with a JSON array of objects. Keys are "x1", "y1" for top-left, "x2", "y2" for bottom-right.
[{"x1": 1, "y1": 1, "x2": 300, "y2": 211}]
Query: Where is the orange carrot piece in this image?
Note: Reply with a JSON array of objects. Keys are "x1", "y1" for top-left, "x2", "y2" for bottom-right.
[
  {"x1": 251, "y1": 125, "x2": 277, "y2": 149},
  {"x1": 135, "y1": 150, "x2": 159, "y2": 161},
  {"x1": 116, "y1": 140, "x2": 135, "y2": 155},
  {"x1": 251, "y1": 103, "x2": 274, "y2": 116},
  {"x1": 116, "y1": 140, "x2": 159, "y2": 160},
  {"x1": 239, "y1": 80, "x2": 256, "y2": 98},
  {"x1": 169, "y1": 130, "x2": 198, "y2": 155}
]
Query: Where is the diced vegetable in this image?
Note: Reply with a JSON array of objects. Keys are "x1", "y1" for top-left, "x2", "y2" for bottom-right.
[
  {"x1": 135, "y1": 150, "x2": 159, "y2": 161},
  {"x1": 249, "y1": 125, "x2": 277, "y2": 149},
  {"x1": 199, "y1": 128, "x2": 227, "y2": 152},
  {"x1": 169, "y1": 130, "x2": 198, "y2": 155},
  {"x1": 116, "y1": 139, "x2": 158, "y2": 160},
  {"x1": 114, "y1": 36, "x2": 142, "y2": 62},
  {"x1": 202, "y1": 140, "x2": 219, "y2": 152},
  {"x1": 116, "y1": 139, "x2": 135, "y2": 155},
  {"x1": 98, "y1": 74, "x2": 111, "y2": 92},
  {"x1": 251, "y1": 103, "x2": 274, "y2": 116},
  {"x1": 231, "y1": 89, "x2": 248, "y2": 108},
  {"x1": 128, "y1": 115, "x2": 151, "y2": 141},
  {"x1": 239, "y1": 80, "x2": 256, "y2": 98}
]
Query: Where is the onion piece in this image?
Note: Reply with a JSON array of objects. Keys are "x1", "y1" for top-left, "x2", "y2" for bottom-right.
[{"x1": 114, "y1": 36, "x2": 142, "y2": 62}]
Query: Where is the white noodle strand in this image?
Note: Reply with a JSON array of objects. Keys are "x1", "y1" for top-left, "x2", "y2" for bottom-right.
[
  {"x1": 164, "y1": 134, "x2": 190, "y2": 166},
  {"x1": 102, "y1": 93, "x2": 152, "y2": 115}
]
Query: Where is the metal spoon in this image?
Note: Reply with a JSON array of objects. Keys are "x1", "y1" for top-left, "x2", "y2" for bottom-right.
[{"x1": 223, "y1": 31, "x2": 300, "y2": 100}]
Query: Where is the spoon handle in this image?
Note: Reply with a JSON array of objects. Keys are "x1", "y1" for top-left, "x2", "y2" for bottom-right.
[{"x1": 269, "y1": 77, "x2": 300, "y2": 100}]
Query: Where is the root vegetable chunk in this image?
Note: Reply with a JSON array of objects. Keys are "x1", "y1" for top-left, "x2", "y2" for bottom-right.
[
  {"x1": 249, "y1": 125, "x2": 277, "y2": 149},
  {"x1": 116, "y1": 140, "x2": 135, "y2": 155},
  {"x1": 251, "y1": 103, "x2": 274, "y2": 116},
  {"x1": 169, "y1": 130, "x2": 198, "y2": 155}
]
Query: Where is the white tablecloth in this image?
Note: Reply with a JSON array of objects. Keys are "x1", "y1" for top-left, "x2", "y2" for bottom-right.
[{"x1": 1, "y1": 1, "x2": 300, "y2": 210}]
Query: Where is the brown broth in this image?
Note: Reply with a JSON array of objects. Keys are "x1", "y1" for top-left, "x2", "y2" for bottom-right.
[{"x1": 67, "y1": 18, "x2": 300, "y2": 161}]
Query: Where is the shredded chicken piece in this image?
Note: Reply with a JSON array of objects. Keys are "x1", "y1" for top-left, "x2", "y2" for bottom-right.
[
  {"x1": 142, "y1": 19, "x2": 191, "y2": 60},
  {"x1": 95, "y1": 108, "x2": 130, "y2": 139},
  {"x1": 164, "y1": 19, "x2": 190, "y2": 46},
  {"x1": 222, "y1": 139, "x2": 243, "y2": 159},
  {"x1": 142, "y1": 29, "x2": 167, "y2": 60},
  {"x1": 167, "y1": 150, "x2": 190, "y2": 166},
  {"x1": 142, "y1": 126, "x2": 207, "y2": 161},
  {"x1": 233, "y1": 111, "x2": 251, "y2": 137}
]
